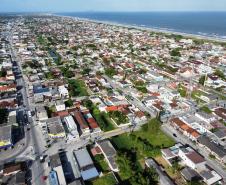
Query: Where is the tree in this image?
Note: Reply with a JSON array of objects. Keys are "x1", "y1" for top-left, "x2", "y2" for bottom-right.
[
  {"x1": 108, "y1": 111, "x2": 129, "y2": 125},
  {"x1": 82, "y1": 68, "x2": 91, "y2": 75},
  {"x1": 214, "y1": 69, "x2": 225, "y2": 80},
  {"x1": 65, "y1": 99, "x2": 73, "y2": 107},
  {"x1": 200, "y1": 106, "x2": 212, "y2": 114},
  {"x1": 199, "y1": 75, "x2": 206, "y2": 85},
  {"x1": 105, "y1": 67, "x2": 117, "y2": 78},
  {"x1": 0, "y1": 70, "x2": 6, "y2": 77},
  {"x1": 170, "y1": 48, "x2": 181, "y2": 57},
  {"x1": 0, "y1": 109, "x2": 8, "y2": 125}
]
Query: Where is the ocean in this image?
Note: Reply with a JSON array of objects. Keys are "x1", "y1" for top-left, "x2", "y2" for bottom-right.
[{"x1": 57, "y1": 12, "x2": 226, "y2": 39}]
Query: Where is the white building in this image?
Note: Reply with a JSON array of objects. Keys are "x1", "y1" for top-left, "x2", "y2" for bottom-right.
[
  {"x1": 178, "y1": 147, "x2": 206, "y2": 170},
  {"x1": 64, "y1": 116, "x2": 79, "y2": 140},
  {"x1": 58, "y1": 85, "x2": 69, "y2": 98},
  {"x1": 195, "y1": 112, "x2": 216, "y2": 124},
  {"x1": 55, "y1": 100, "x2": 66, "y2": 112}
]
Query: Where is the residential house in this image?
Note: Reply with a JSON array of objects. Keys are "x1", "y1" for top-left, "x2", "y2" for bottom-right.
[
  {"x1": 73, "y1": 110, "x2": 90, "y2": 136},
  {"x1": 64, "y1": 115, "x2": 79, "y2": 141},
  {"x1": 35, "y1": 106, "x2": 48, "y2": 121},
  {"x1": 49, "y1": 154, "x2": 67, "y2": 185},
  {"x1": 73, "y1": 148, "x2": 99, "y2": 181},
  {"x1": 55, "y1": 100, "x2": 66, "y2": 112},
  {"x1": 96, "y1": 140, "x2": 119, "y2": 172},
  {"x1": 46, "y1": 117, "x2": 66, "y2": 138}
]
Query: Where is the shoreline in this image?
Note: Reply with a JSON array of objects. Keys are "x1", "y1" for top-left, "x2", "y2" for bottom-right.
[{"x1": 53, "y1": 13, "x2": 226, "y2": 43}]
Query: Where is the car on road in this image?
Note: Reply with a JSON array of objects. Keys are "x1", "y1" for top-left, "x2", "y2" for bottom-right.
[
  {"x1": 40, "y1": 155, "x2": 45, "y2": 163},
  {"x1": 27, "y1": 111, "x2": 32, "y2": 117},
  {"x1": 58, "y1": 148, "x2": 64, "y2": 152},
  {"x1": 173, "y1": 133, "x2": 177, "y2": 137}
]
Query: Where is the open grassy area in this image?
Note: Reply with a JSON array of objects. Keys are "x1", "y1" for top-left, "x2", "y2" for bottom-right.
[
  {"x1": 68, "y1": 79, "x2": 89, "y2": 97},
  {"x1": 111, "y1": 119, "x2": 175, "y2": 184},
  {"x1": 91, "y1": 173, "x2": 117, "y2": 185},
  {"x1": 112, "y1": 119, "x2": 175, "y2": 154}
]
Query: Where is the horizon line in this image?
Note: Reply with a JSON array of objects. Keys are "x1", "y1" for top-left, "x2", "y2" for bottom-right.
[{"x1": 1, "y1": 10, "x2": 226, "y2": 14}]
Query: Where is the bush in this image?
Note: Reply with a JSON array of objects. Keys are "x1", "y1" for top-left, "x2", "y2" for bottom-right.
[
  {"x1": 0, "y1": 109, "x2": 8, "y2": 125},
  {"x1": 65, "y1": 99, "x2": 73, "y2": 107},
  {"x1": 105, "y1": 67, "x2": 117, "y2": 77},
  {"x1": 170, "y1": 48, "x2": 181, "y2": 57},
  {"x1": 108, "y1": 111, "x2": 129, "y2": 125},
  {"x1": 199, "y1": 75, "x2": 206, "y2": 85},
  {"x1": 82, "y1": 99, "x2": 114, "y2": 131},
  {"x1": 68, "y1": 79, "x2": 89, "y2": 97}
]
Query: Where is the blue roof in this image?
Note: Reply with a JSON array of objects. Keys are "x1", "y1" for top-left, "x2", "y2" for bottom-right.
[
  {"x1": 81, "y1": 167, "x2": 99, "y2": 181},
  {"x1": 33, "y1": 85, "x2": 50, "y2": 94},
  {"x1": 49, "y1": 171, "x2": 59, "y2": 185}
]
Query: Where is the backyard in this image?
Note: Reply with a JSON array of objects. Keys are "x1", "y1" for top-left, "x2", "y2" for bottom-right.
[{"x1": 83, "y1": 99, "x2": 115, "y2": 131}]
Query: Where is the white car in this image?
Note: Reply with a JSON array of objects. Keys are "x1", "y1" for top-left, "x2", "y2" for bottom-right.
[{"x1": 27, "y1": 111, "x2": 32, "y2": 117}]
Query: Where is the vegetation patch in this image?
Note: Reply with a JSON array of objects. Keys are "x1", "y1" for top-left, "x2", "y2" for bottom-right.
[
  {"x1": 108, "y1": 111, "x2": 129, "y2": 125},
  {"x1": 68, "y1": 79, "x2": 89, "y2": 97},
  {"x1": 90, "y1": 173, "x2": 117, "y2": 185},
  {"x1": 105, "y1": 67, "x2": 117, "y2": 78},
  {"x1": 200, "y1": 106, "x2": 212, "y2": 114},
  {"x1": 93, "y1": 154, "x2": 109, "y2": 173},
  {"x1": 0, "y1": 109, "x2": 8, "y2": 125},
  {"x1": 83, "y1": 100, "x2": 115, "y2": 131},
  {"x1": 111, "y1": 118, "x2": 175, "y2": 159}
]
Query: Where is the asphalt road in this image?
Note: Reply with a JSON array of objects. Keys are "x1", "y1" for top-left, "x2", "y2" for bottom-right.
[{"x1": 8, "y1": 27, "x2": 48, "y2": 185}]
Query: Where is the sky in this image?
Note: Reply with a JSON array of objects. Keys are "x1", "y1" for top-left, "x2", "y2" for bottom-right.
[{"x1": 0, "y1": 0, "x2": 226, "y2": 12}]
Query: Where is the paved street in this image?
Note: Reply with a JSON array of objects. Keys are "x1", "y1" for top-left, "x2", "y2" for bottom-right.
[{"x1": 6, "y1": 25, "x2": 49, "y2": 185}]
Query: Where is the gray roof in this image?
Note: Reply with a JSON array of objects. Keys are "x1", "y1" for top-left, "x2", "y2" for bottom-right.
[
  {"x1": 49, "y1": 154, "x2": 61, "y2": 168},
  {"x1": 145, "y1": 159, "x2": 175, "y2": 185},
  {"x1": 144, "y1": 96, "x2": 159, "y2": 101},
  {"x1": 46, "y1": 117, "x2": 62, "y2": 125},
  {"x1": 214, "y1": 129, "x2": 226, "y2": 139},
  {"x1": 181, "y1": 167, "x2": 201, "y2": 181},
  {"x1": 97, "y1": 140, "x2": 118, "y2": 170},
  {"x1": 97, "y1": 140, "x2": 116, "y2": 157},
  {"x1": 35, "y1": 106, "x2": 46, "y2": 112},
  {"x1": 46, "y1": 117, "x2": 65, "y2": 135},
  {"x1": 74, "y1": 148, "x2": 94, "y2": 169},
  {"x1": 0, "y1": 125, "x2": 12, "y2": 142},
  {"x1": 15, "y1": 171, "x2": 26, "y2": 184},
  {"x1": 199, "y1": 170, "x2": 214, "y2": 180},
  {"x1": 196, "y1": 112, "x2": 214, "y2": 120},
  {"x1": 198, "y1": 136, "x2": 226, "y2": 158}
]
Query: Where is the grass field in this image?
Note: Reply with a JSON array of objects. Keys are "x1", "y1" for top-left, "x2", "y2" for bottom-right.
[
  {"x1": 110, "y1": 118, "x2": 175, "y2": 184},
  {"x1": 112, "y1": 119, "x2": 175, "y2": 153},
  {"x1": 91, "y1": 173, "x2": 117, "y2": 185}
]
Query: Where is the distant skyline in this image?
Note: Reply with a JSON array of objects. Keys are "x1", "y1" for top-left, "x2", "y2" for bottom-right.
[{"x1": 0, "y1": 0, "x2": 226, "y2": 12}]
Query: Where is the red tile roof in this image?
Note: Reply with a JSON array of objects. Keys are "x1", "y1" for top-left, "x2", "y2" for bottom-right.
[
  {"x1": 53, "y1": 110, "x2": 69, "y2": 118},
  {"x1": 87, "y1": 118, "x2": 99, "y2": 129},
  {"x1": 74, "y1": 110, "x2": 88, "y2": 129},
  {"x1": 186, "y1": 151, "x2": 205, "y2": 164},
  {"x1": 106, "y1": 106, "x2": 118, "y2": 112}
]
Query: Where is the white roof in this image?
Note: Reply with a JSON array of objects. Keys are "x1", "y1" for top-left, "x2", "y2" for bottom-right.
[{"x1": 64, "y1": 116, "x2": 79, "y2": 136}]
